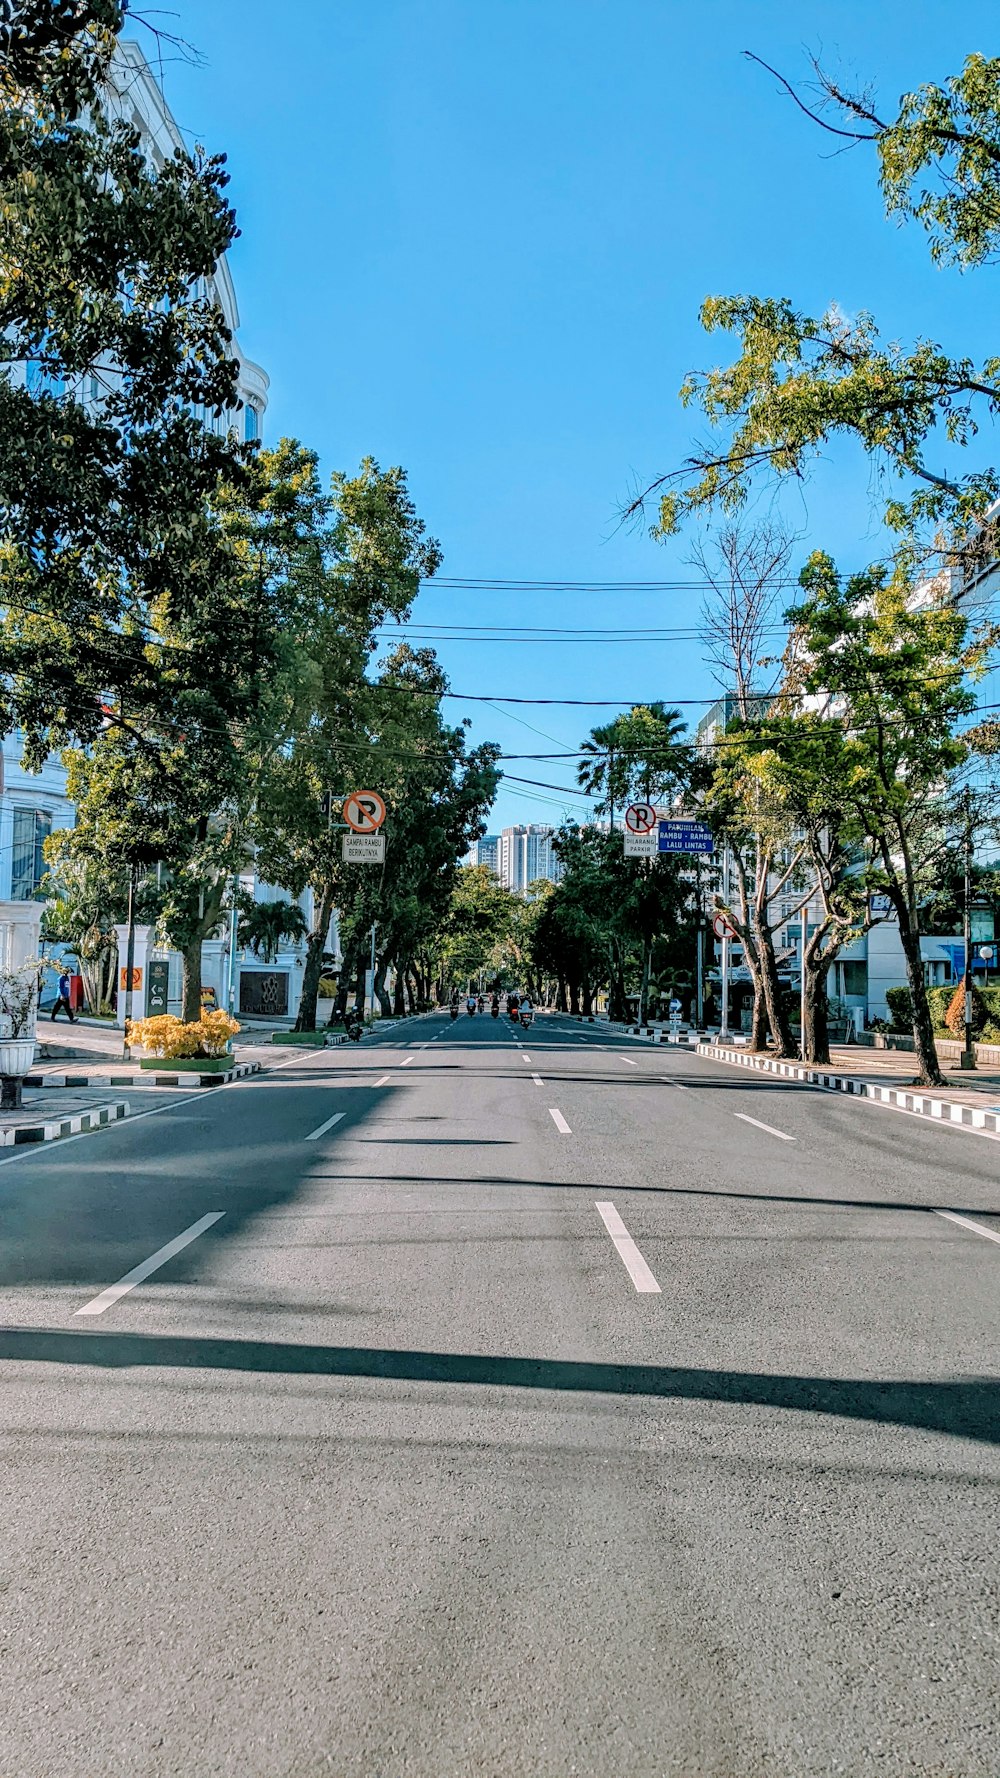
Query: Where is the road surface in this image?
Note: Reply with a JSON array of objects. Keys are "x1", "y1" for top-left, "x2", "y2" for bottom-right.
[{"x1": 2, "y1": 1012, "x2": 999, "y2": 1776}]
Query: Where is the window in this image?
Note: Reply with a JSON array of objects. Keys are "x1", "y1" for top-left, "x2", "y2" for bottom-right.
[
  {"x1": 11, "y1": 809, "x2": 51, "y2": 900},
  {"x1": 842, "y1": 961, "x2": 867, "y2": 997},
  {"x1": 244, "y1": 402, "x2": 259, "y2": 442}
]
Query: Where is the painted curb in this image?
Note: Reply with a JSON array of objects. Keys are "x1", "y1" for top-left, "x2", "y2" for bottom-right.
[
  {"x1": 23, "y1": 1061, "x2": 262, "y2": 1090},
  {"x1": 697, "y1": 1044, "x2": 1000, "y2": 1135},
  {"x1": 0, "y1": 1100, "x2": 129, "y2": 1145}
]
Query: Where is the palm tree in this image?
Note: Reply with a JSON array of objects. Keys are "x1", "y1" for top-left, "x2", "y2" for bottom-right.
[
  {"x1": 577, "y1": 703, "x2": 694, "y2": 815},
  {"x1": 238, "y1": 899, "x2": 308, "y2": 965}
]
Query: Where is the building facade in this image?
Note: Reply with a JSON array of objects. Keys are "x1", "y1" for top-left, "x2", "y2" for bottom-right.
[
  {"x1": 497, "y1": 825, "x2": 563, "y2": 895},
  {"x1": 467, "y1": 835, "x2": 500, "y2": 874}
]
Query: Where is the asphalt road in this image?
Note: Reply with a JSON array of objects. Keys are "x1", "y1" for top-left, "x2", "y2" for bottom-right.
[{"x1": 3, "y1": 1011, "x2": 1000, "y2": 1777}]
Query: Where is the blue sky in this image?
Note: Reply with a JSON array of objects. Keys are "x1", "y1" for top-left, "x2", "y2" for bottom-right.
[{"x1": 153, "y1": 0, "x2": 998, "y2": 828}]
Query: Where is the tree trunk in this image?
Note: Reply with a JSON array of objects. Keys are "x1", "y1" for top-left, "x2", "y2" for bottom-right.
[
  {"x1": 569, "y1": 979, "x2": 580, "y2": 1015},
  {"x1": 638, "y1": 933, "x2": 652, "y2": 1026},
  {"x1": 298, "y1": 888, "x2": 335, "y2": 1032},
  {"x1": 750, "y1": 987, "x2": 768, "y2": 1051},
  {"x1": 898, "y1": 913, "x2": 943, "y2": 1086},
  {"x1": 581, "y1": 977, "x2": 593, "y2": 1016},
  {"x1": 754, "y1": 917, "x2": 795, "y2": 1056},
  {"x1": 355, "y1": 954, "x2": 367, "y2": 1016},
  {"x1": 393, "y1": 967, "x2": 405, "y2": 1015},
  {"x1": 374, "y1": 959, "x2": 392, "y2": 1018},
  {"x1": 181, "y1": 932, "x2": 203, "y2": 1023},
  {"x1": 556, "y1": 975, "x2": 567, "y2": 1012},
  {"x1": 801, "y1": 965, "x2": 830, "y2": 1066}
]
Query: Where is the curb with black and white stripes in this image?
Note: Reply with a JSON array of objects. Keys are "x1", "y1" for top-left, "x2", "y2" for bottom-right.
[
  {"x1": 1, "y1": 1101, "x2": 130, "y2": 1146},
  {"x1": 24, "y1": 1061, "x2": 262, "y2": 1090},
  {"x1": 698, "y1": 1044, "x2": 1000, "y2": 1134}
]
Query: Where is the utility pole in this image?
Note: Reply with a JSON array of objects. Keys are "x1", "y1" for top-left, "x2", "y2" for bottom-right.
[
  {"x1": 368, "y1": 922, "x2": 377, "y2": 1022},
  {"x1": 225, "y1": 875, "x2": 240, "y2": 1017},
  {"x1": 719, "y1": 844, "x2": 731, "y2": 1040},
  {"x1": 695, "y1": 855, "x2": 703, "y2": 1028},
  {"x1": 608, "y1": 745, "x2": 615, "y2": 832},
  {"x1": 801, "y1": 898, "x2": 808, "y2": 1059},
  {"x1": 962, "y1": 786, "x2": 976, "y2": 1070},
  {"x1": 122, "y1": 861, "x2": 137, "y2": 1060}
]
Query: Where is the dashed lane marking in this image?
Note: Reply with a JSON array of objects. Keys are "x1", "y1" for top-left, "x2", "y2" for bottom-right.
[
  {"x1": 733, "y1": 1112, "x2": 795, "y2": 1142},
  {"x1": 304, "y1": 1110, "x2": 347, "y2": 1142},
  {"x1": 595, "y1": 1202, "x2": 661, "y2": 1294},
  {"x1": 374, "y1": 1074, "x2": 393, "y2": 1086},
  {"x1": 75, "y1": 1214, "x2": 224, "y2": 1318},
  {"x1": 532, "y1": 1074, "x2": 543, "y2": 1086},
  {"x1": 549, "y1": 1108, "x2": 571, "y2": 1134},
  {"x1": 934, "y1": 1208, "x2": 1000, "y2": 1247}
]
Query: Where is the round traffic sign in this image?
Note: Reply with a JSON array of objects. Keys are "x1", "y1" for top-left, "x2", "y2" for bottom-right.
[
  {"x1": 713, "y1": 912, "x2": 735, "y2": 939},
  {"x1": 624, "y1": 802, "x2": 657, "y2": 835},
  {"x1": 343, "y1": 790, "x2": 387, "y2": 834}
]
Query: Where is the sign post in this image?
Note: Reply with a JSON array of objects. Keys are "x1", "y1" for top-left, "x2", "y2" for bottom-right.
[{"x1": 623, "y1": 803, "x2": 659, "y2": 859}]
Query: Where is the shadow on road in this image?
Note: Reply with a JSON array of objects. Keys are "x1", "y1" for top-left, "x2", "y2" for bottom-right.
[{"x1": 2, "y1": 1327, "x2": 998, "y2": 1443}]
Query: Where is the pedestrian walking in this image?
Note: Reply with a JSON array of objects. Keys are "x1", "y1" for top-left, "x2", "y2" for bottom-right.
[{"x1": 51, "y1": 968, "x2": 76, "y2": 1022}]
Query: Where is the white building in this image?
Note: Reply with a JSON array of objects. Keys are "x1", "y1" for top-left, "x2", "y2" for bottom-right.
[{"x1": 498, "y1": 825, "x2": 563, "y2": 896}]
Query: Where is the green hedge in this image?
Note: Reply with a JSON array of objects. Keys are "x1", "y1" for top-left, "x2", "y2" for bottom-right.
[{"x1": 886, "y1": 981, "x2": 1000, "y2": 1039}]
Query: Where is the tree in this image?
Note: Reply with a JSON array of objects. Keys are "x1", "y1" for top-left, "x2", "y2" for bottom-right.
[
  {"x1": 577, "y1": 704, "x2": 701, "y2": 1021},
  {"x1": 41, "y1": 847, "x2": 128, "y2": 1014},
  {"x1": 786, "y1": 551, "x2": 995, "y2": 1085},
  {"x1": 627, "y1": 54, "x2": 1000, "y2": 565},
  {"x1": 694, "y1": 522, "x2": 794, "y2": 1049},
  {"x1": 0, "y1": 1, "x2": 252, "y2": 762},
  {"x1": 438, "y1": 866, "x2": 516, "y2": 992},
  {"x1": 238, "y1": 899, "x2": 308, "y2": 965}
]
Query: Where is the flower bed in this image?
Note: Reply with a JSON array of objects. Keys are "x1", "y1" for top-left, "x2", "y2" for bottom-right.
[{"x1": 127, "y1": 1011, "x2": 241, "y2": 1059}]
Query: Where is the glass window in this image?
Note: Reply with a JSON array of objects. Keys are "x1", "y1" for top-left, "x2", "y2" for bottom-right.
[
  {"x1": 244, "y1": 403, "x2": 259, "y2": 442},
  {"x1": 842, "y1": 961, "x2": 867, "y2": 997},
  {"x1": 11, "y1": 809, "x2": 51, "y2": 900}
]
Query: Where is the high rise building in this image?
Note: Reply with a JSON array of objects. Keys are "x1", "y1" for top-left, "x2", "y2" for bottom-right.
[
  {"x1": 498, "y1": 825, "x2": 563, "y2": 895},
  {"x1": 467, "y1": 835, "x2": 500, "y2": 874}
]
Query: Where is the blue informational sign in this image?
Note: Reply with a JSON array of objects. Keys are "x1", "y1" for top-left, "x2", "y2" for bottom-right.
[{"x1": 658, "y1": 820, "x2": 714, "y2": 856}]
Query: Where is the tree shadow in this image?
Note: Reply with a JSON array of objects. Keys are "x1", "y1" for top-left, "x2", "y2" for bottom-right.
[{"x1": 3, "y1": 1327, "x2": 998, "y2": 1444}]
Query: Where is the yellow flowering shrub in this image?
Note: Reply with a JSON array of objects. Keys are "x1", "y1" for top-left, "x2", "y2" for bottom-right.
[{"x1": 127, "y1": 1012, "x2": 241, "y2": 1059}]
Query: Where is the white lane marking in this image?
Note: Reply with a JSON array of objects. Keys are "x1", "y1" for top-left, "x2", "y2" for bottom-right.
[
  {"x1": 595, "y1": 1201, "x2": 661, "y2": 1294},
  {"x1": 75, "y1": 1213, "x2": 224, "y2": 1317},
  {"x1": 374, "y1": 1074, "x2": 393, "y2": 1086},
  {"x1": 400, "y1": 1056, "x2": 414, "y2": 1067},
  {"x1": 620, "y1": 1057, "x2": 637, "y2": 1067},
  {"x1": 532, "y1": 1074, "x2": 543, "y2": 1086},
  {"x1": 549, "y1": 1108, "x2": 571, "y2": 1134},
  {"x1": 733, "y1": 1112, "x2": 796, "y2": 1142},
  {"x1": 514, "y1": 1041, "x2": 523, "y2": 1049},
  {"x1": 934, "y1": 1208, "x2": 1000, "y2": 1246},
  {"x1": 304, "y1": 1110, "x2": 347, "y2": 1142},
  {"x1": 663, "y1": 1077, "x2": 690, "y2": 1091},
  {"x1": 520, "y1": 1054, "x2": 531, "y2": 1064}
]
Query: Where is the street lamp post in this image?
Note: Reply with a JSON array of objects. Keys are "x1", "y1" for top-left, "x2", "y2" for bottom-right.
[
  {"x1": 122, "y1": 861, "x2": 137, "y2": 1060},
  {"x1": 962, "y1": 787, "x2": 976, "y2": 1071}
]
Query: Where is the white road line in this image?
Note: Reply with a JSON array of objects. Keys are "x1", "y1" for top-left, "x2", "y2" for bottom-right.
[
  {"x1": 595, "y1": 1202, "x2": 661, "y2": 1294},
  {"x1": 520, "y1": 1054, "x2": 531, "y2": 1063},
  {"x1": 400, "y1": 1056, "x2": 414, "y2": 1067},
  {"x1": 514, "y1": 1040, "x2": 523, "y2": 1049},
  {"x1": 75, "y1": 1213, "x2": 224, "y2": 1318},
  {"x1": 549, "y1": 1108, "x2": 571, "y2": 1134},
  {"x1": 934, "y1": 1208, "x2": 1000, "y2": 1246},
  {"x1": 304, "y1": 1110, "x2": 347, "y2": 1142},
  {"x1": 663, "y1": 1077, "x2": 690, "y2": 1091},
  {"x1": 620, "y1": 1057, "x2": 637, "y2": 1067},
  {"x1": 374, "y1": 1074, "x2": 393, "y2": 1086},
  {"x1": 733, "y1": 1112, "x2": 796, "y2": 1142},
  {"x1": 532, "y1": 1074, "x2": 543, "y2": 1086}
]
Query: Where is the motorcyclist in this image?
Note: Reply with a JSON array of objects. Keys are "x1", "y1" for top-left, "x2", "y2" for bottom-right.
[
  {"x1": 519, "y1": 993, "x2": 533, "y2": 1028},
  {"x1": 466, "y1": 995, "x2": 477, "y2": 1015},
  {"x1": 491, "y1": 993, "x2": 500, "y2": 1017},
  {"x1": 508, "y1": 992, "x2": 520, "y2": 1019}
]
